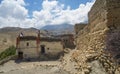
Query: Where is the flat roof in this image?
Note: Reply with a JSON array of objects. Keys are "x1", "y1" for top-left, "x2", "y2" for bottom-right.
[
  {"x1": 19, "y1": 36, "x2": 61, "y2": 42},
  {"x1": 19, "y1": 36, "x2": 37, "y2": 41},
  {"x1": 41, "y1": 37, "x2": 61, "y2": 42}
]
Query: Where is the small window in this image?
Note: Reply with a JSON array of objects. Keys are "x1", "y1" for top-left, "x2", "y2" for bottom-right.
[
  {"x1": 64, "y1": 39, "x2": 68, "y2": 42},
  {"x1": 47, "y1": 48, "x2": 49, "y2": 50},
  {"x1": 66, "y1": 40, "x2": 68, "y2": 42},
  {"x1": 26, "y1": 42, "x2": 29, "y2": 46},
  {"x1": 41, "y1": 45, "x2": 45, "y2": 54}
]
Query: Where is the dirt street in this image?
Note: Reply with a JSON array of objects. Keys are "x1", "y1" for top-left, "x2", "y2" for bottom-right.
[{"x1": 0, "y1": 60, "x2": 69, "y2": 74}]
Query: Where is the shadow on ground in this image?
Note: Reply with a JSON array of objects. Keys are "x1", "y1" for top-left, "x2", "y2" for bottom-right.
[{"x1": 15, "y1": 51, "x2": 64, "y2": 64}]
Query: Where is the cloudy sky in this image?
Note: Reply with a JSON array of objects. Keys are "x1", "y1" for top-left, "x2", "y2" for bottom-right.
[{"x1": 0, "y1": 0, "x2": 95, "y2": 28}]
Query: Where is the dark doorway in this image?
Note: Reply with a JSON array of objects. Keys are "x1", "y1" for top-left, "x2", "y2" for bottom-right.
[
  {"x1": 41, "y1": 45, "x2": 45, "y2": 54},
  {"x1": 18, "y1": 51, "x2": 23, "y2": 59},
  {"x1": 26, "y1": 42, "x2": 29, "y2": 46}
]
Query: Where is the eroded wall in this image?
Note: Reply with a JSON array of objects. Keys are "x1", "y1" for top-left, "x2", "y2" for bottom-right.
[
  {"x1": 74, "y1": 23, "x2": 87, "y2": 34},
  {"x1": 62, "y1": 0, "x2": 120, "y2": 74},
  {"x1": 76, "y1": 0, "x2": 108, "y2": 53},
  {"x1": 40, "y1": 41, "x2": 63, "y2": 54},
  {"x1": 106, "y1": 0, "x2": 120, "y2": 30}
]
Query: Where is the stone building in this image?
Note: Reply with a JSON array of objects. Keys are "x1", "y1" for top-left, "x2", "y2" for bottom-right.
[
  {"x1": 16, "y1": 31, "x2": 40, "y2": 59},
  {"x1": 40, "y1": 37, "x2": 63, "y2": 56},
  {"x1": 54, "y1": 34, "x2": 75, "y2": 49},
  {"x1": 16, "y1": 31, "x2": 63, "y2": 60}
]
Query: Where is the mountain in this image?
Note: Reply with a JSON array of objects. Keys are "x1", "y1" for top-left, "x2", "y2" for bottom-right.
[
  {"x1": 0, "y1": 27, "x2": 53, "y2": 37},
  {"x1": 41, "y1": 24, "x2": 74, "y2": 35},
  {"x1": 0, "y1": 27, "x2": 37, "y2": 33}
]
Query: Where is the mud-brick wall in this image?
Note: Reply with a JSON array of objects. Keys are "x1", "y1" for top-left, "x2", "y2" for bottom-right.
[
  {"x1": 88, "y1": 0, "x2": 108, "y2": 33},
  {"x1": 76, "y1": 0, "x2": 108, "y2": 52},
  {"x1": 76, "y1": 0, "x2": 120, "y2": 55},
  {"x1": 62, "y1": 0, "x2": 120, "y2": 74},
  {"x1": 106, "y1": 0, "x2": 120, "y2": 30},
  {"x1": 74, "y1": 23, "x2": 87, "y2": 34},
  {"x1": 76, "y1": 0, "x2": 120, "y2": 70}
]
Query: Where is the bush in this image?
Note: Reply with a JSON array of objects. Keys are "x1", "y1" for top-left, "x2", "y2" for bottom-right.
[
  {"x1": 106, "y1": 30, "x2": 120, "y2": 64},
  {"x1": 0, "y1": 46, "x2": 16, "y2": 60}
]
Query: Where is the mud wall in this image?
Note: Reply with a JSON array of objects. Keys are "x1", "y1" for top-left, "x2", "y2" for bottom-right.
[{"x1": 62, "y1": 0, "x2": 120, "y2": 74}]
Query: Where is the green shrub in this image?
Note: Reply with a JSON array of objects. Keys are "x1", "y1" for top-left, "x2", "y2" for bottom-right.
[{"x1": 0, "y1": 46, "x2": 16, "y2": 60}]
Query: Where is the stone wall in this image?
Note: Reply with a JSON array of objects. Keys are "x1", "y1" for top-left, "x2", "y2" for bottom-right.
[
  {"x1": 88, "y1": 0, "x2": 108, "y2": 33},
  {"x1": 76, "y1": 0, "x2": 120, "y2": 62},
  {"x1": 61, "y1": 0, "x2": 120, "y2": 74},
  {"x1": 74, "y1": 23, "x2": 87, "y2": 34},
  {"x1": 106, "y1": 0, "x2": 120, "y2": 30},
  {"x1": 17, "y1": 40, "x2": 63, "y2": 60},
  {"x1": 40, "y1": 41, "x2": 63, "y2": 53},
  {"x1": 18, "y1": 40, "x2": 39, "y2": 59},
  {"x1": 76, "y1": 0, "x2": 108, "y2": 53}
]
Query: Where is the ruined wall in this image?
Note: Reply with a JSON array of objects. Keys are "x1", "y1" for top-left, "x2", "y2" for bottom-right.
[
  {"x1": 74, "y1": 23, "x2": 87, "y2": 34},
  {"x1": 88, "y1": 0, "x2": 108, "y2": 32},
  {"x1": 105, "y1": 0, "x2": 120, "y2": 65},
  {"x1": 40, "y1": 41, "x2": 63, "y2": 54},
  {"x1": 39, "y1": 41, "x2": 64, "y2": 60},
  {"x1": 76, "y1": 0, "x2": 120, "y2": 60},
  {"x1": 18, "y1": 40, "x2": 39, "y2": 59},
  {"x1": 106, "y1": 0, "x2": 120, "y2": 30},
  {"x1": 61, "y1": 0, "x2": 120, "y2": 74},
  {"x1": 76, "y1": 0, "x2": 108, "y2": 53}
]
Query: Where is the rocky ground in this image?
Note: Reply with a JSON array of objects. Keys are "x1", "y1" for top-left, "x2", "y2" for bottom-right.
[
  {"x1": 0, "y1": 49, "x2": 120, "y2": 74},
  {"x1": 61, "y1": 49, "x2": 120, "y2": 74},
  {"x1": 0, "y1": 60, "x2": 69, "y2": 74}
]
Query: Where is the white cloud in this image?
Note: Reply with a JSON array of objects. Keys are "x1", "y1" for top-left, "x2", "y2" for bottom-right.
[
  {"x1": 0, "y1": 0, "x2": 29, "y2": 28},
  {"x1": 0, "y1": 0, "x2": 28, "y2": 19},
  {"x1": 15, "y1": 0, "x2": 26, "y2": 6},
  {"x1": 33, "y1": 0, "x2": 95, "y2": 27},
  {"x1": 0, "y1": 0, "x2": 95, "y2": 28}
]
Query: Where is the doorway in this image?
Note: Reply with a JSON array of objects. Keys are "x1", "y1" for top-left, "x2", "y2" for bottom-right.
[
  {"x1": 18, "y1": 51, "x2": 23, "y2": 59},
  {"x1": 41, "y1": 45, "x2": 45, "y2": 54}
]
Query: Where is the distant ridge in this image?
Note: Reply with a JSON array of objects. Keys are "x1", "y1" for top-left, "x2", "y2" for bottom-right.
[
  {"x1": 41, "y1": 24, "x2": 74, "y2": 35},
  {"x1": 0, "y1": 27, "x2": 51, "y2": 37},
  {"x1": 0, "y1": 27, "x2": 37, "y2": 33}
]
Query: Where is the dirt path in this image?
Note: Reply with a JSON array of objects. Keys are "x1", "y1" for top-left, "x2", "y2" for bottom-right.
[{"x1": 0, "y1": 60, "x2": 69, "y2": 74}]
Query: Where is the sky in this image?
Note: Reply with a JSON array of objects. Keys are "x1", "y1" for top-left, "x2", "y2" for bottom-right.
[{"x1": 0, "y1": 0, "x2": 95, "y2": 28}]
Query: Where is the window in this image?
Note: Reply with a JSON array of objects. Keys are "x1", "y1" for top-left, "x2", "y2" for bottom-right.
[
  {"x1": 41, "y1": 45, "x2": 45, "y2": 54},
  {"x1": 26, "y1": 42, "x2": 29, "y2": 46},
  {"x1": 18, "y1": 51, "x2": 23, "y2": 59},
  {"x1": 47, "y1": 48, "x2": 49, "y2": 50}
]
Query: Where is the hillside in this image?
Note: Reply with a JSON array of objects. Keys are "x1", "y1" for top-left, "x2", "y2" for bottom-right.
[{"x1": 41, "y1": 24, "x2": 74, "y2": 35}]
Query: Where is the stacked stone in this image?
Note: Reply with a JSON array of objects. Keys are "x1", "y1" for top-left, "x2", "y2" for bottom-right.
[{"x1": 61, "y1": 0, "x2": 120, "y2": 74}]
